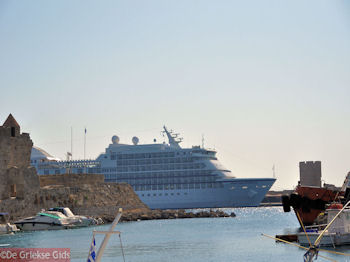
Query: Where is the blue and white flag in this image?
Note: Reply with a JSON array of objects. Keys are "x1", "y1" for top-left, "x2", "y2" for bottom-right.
[
  {"x1": 303, "y1": 247, "x2": 318, "y2": 262},
  {"x1": 87, "y1": 236, "x2": 96, "y2": 262}
]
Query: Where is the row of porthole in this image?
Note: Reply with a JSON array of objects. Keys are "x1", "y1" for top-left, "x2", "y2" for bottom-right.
[
  {"x1": 141, "y1": 192, "x2": 189, "y2": 197},
  {"x1": 230, "y1": 185, "x2": 268, "y2": 190}
]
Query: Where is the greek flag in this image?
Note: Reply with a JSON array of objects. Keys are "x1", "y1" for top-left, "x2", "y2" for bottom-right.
[
  {"x1": 87, "y1": 236, "x2": 96, "y2": 262},
  {"x1": 303, "y1": 247, "x2": 318, "y2": 262}
]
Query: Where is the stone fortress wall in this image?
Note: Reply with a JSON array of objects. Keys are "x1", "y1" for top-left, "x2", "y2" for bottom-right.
[
  {"x1": 0, "y1": 114, "x2": 40, "y2": 200},
  {"x1": 0, "y1": 114, "x2": 149, "y2": 221},
  {"x1": 39, "y1": 173, "x2": 105, "y2": 187}
]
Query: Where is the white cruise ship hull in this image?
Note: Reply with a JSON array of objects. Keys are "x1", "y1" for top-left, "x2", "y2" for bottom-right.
[{"x1": 136, "y1": 178, "x2": 275, "y2": 209}]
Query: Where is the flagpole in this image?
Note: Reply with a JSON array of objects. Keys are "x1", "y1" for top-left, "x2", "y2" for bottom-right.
[
  {"x1": 84, "y1": 127, "x2": 86, "y2": 159},
  {"x1": 71, "y1": 126, "x2": 73, "y2": 160},
  {"x1": 95, "y1": 209, "x2": 123, "y2": 262}
]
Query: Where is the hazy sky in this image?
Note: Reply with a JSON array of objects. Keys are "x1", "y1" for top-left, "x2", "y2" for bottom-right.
[{"x1": 1, "y1": 0, "x2": 349, "y2": 190}]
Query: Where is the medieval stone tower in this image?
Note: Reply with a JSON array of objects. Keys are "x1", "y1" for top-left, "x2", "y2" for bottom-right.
[{"x1": 0, "y1": 114, "x2": 40, "y2": 199}]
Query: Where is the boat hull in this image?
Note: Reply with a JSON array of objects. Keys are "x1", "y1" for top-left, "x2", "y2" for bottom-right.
[
  {"x1": 15, "y1": 222, "x2": 68, "y2": 231},
  {"x1": 137, "y1": 178, "x2": 276, "y2": 209},
  {"x1": 298, "y1": 232, "x2": 350, "y2": 247},
  {"x1": 282, "y1": 186, "x2": 339, "y2": 226}
]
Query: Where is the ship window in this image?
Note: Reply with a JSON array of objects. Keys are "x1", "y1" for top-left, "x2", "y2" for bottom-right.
[
  {"x1": 147, "y1": 194, "x2": 150, "y2": 196},
  {"x1": 183, "y1": 184, "x2": 188, "y2": 189},
  {"x1": 153, "y1": 194, "x2": 157, "y2": 196},
  {"x1": 141, "y1": 194, "x2": 144, "y2": 197},
  {"x1": 176, "y1": 184, "x2": 181, "y2": 189},
  {"x1": 242, "y1": 186, "x2": 248, "y2": 189},
  {"x1": 177, "y1": 193, "x2": 180, "y2": 195},
  {"x1": 184, "y1": 192, "x2": 188, "y2": 195},
  {"x1": 189, "y1": 184, "x2": 194, "y2": 189},
  {"x1": 165, "y1": 193, "x2": 168, "y2": 196},
  {"x1": 158, "y1": 185, "x2": 163, "y2": 190},
  {"x1": 195, "y1": 184, "x2": 200, "y2": 189},
  {"x1": 207, "y1": 183, "x2": 212, "y2": 188},
  {"x1": 201, "y1": 183, "x2": 206, "y2": 189},
  {"x1": 171, "y1": 193, "x2": 174, "y2": 196}
]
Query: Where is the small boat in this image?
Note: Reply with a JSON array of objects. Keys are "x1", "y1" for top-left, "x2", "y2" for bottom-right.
[
  {"x1": 0, "y1": 213, "x2": 19, "y2": 235},
  {"x1": 14, "y1": 211, "x2": 74, "y2": 231},
  {"x1": 263, "y1": 200, "x2": 350, "y2": 261},
  {"x1": 298, "y1": 203, "x2": 350, "y2": 247},
  {"x1": 48, "y1": 207, "x2": 95, "y2": 227},
  {"x1": 282, "y1": 162, "x2": 348, "y2": 226}
]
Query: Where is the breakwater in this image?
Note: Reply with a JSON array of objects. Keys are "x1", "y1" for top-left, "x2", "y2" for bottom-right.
[{"x1": 105, "y1": 209, "x2": 236, "y2": 223}]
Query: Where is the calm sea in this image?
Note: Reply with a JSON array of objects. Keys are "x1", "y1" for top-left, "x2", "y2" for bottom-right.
[{"x1": 1, "y1": 207, "x2": 350, "y2": 262}]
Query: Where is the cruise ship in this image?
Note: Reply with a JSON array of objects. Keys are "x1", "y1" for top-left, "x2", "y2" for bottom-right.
[{"x1": 31, "y1": 127, "x2": 276, "y2": 209}]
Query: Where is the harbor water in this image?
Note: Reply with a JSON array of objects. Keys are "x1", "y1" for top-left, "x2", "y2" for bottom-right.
[{"x1": 1, "y1": 207, "x2": 350, "y2": 262}]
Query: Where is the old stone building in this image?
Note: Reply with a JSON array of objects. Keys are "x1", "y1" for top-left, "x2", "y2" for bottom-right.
[
  {"x1": 0, "y1": 114, "x2": 149, "y2": 221},
  {"x1": 0, "y1": 114, "x2": 40, "y2": 199}
]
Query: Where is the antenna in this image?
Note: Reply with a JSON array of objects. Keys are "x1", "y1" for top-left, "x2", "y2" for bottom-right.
[
  {"x1": 163, "y1": 126, "x2": 182, "y2": 148},
  {"x1": 71, "y1": 126, "x2": 73, "y2": 160},
  {"x1": 272, "y1": 164, "x2": 276, "y2": 179},
  {"x1": 84, "y1": 127, "x2": 87, "y2": 159},
  {"x1": 202, "y1": 134, "x2": 204, "y2": 148}
]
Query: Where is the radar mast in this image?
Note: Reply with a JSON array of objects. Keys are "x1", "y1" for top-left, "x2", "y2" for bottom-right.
[{"x1": 163, "y1": 126, "x2": 183, "y2": 148}]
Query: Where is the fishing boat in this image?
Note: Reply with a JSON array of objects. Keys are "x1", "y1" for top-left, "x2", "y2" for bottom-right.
[
  {"x1": 263, "y1": 201, "x2": 350, "y2": 261},
  {"x1": 298, "y1": 204, "x2": 350, "y2": 247},
  {"x1": 0, "y1": 213, "x2": 19, "y2": 234},
  {"x1": 282, "y1": 161, "x2": 345, "y2": 226}
]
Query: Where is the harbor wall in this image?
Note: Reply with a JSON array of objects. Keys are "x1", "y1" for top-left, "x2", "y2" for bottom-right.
[{"x1": 0, "y1": 182, "x2": 149, "y2": 221}]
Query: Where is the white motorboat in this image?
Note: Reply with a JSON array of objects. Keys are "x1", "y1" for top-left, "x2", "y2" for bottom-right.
[
  {"x1": 298, "y1": 204, "x2": 350, "y2": 247},
  {"x1": 0, "y1": 213, "x2": 19, "y2": 235},
  {"x1": 14, "y1": 211, "x2": 74, "y2": 231},
  {"x1": 48, "y1": 207, "x2": 95, "y2": 227}
]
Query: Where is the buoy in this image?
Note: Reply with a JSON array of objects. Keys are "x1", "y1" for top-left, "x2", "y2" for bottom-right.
[{"x1": 328, "y1": 203, "x2": 343, "y2": 210}]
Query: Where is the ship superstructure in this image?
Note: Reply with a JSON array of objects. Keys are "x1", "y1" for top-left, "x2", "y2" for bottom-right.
[{"x1": 31, "y1": 127, "x2": 276, "y2": 209}]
